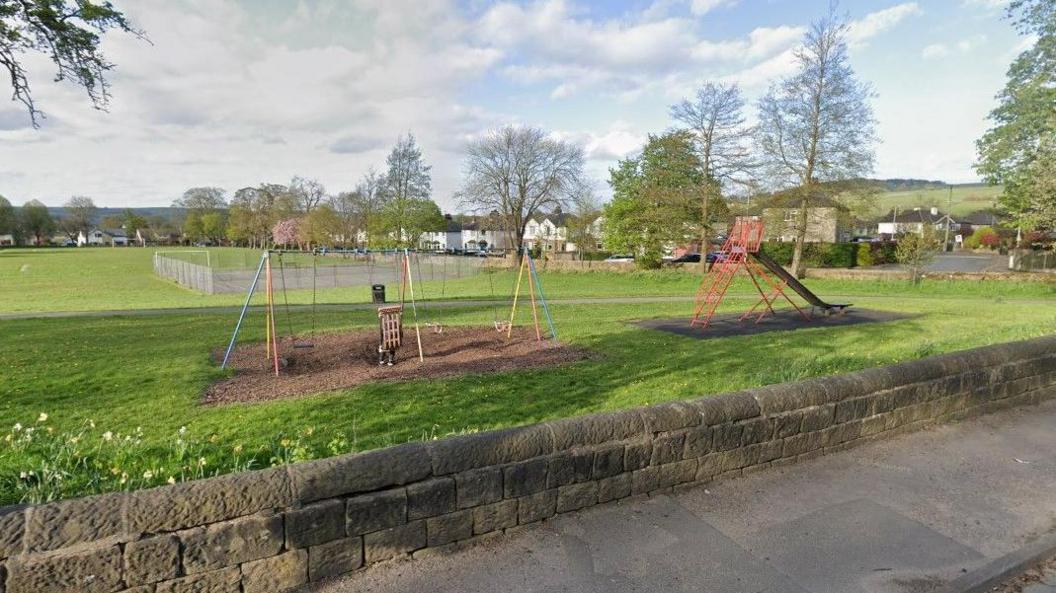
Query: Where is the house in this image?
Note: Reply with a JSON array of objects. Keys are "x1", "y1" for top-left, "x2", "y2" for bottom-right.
[
  {"x1": 419, "y1": 214, "x2": 463, "y2": 252},
  {"x1": 760, "y1": 191, "x2": 851, "y2": 243},
  {"x1": 0, "y1": 234, "x2": 14, "y2": 246},
  {"x1": 78, "y1": 228, "x2": 129, "y2": 246},
  {"x1": 460, "y1": 216, "x2": 510, "y2": 252},
  {"x1": 876, "y1": 207, "x2": 956, "y2": 237},
  {"x1": 523, "y1": 211, "x2": 572, "y2": 252},
  {"x1": 956, "y1": 210, "x2": 1002, "y2": 236}
]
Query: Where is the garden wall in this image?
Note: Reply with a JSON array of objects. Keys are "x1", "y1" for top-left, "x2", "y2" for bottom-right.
[{"x1": 3, "y1": 335, "x2": 1056, "y2": 593}]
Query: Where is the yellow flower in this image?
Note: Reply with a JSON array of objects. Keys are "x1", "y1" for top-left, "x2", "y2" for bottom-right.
[
  {"x1": 167, "y1": 476, "x2": 176, "y2": 485},
  {"x1": 233, "y1": 444, "x2": 243, "y2": 454},
  {"x1": 37, "y1": 413, "x2": 48, "y2": 423}
]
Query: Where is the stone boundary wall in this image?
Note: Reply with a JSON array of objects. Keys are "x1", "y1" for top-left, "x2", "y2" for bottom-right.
[{"x1": 3, "y1": 336, "x2": 1056, "y2": 593}]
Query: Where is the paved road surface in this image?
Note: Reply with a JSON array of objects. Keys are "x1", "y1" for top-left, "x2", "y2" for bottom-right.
[{"x1": 305, "y1": 400, "x2": 1056, "y2": 593}]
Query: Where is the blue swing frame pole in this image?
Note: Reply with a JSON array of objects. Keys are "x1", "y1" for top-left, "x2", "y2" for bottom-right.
[
  {"x1": 526, "y1": 253, "x2": 557, "y2": 340},
  {"x1": 221, "y1": 251, "x2": 268, "y2": 369}
]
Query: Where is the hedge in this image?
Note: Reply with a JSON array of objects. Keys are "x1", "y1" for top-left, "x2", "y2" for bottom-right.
[{"x1": 760, "y1": 241, "x2": 897, "y2": 269}]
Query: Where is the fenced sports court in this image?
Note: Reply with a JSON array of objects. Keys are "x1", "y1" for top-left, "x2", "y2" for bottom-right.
[{"x1": 153, "y1": 250, "x2": 487, "y2": 294}]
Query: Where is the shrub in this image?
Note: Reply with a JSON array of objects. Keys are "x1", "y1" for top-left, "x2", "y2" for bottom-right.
[
  {"x1": 965, "y1": 226, "x2": 1000, "y2": 250},
  {"x1": 856, "y1": 243, "x2": 874, "y2": 267}
]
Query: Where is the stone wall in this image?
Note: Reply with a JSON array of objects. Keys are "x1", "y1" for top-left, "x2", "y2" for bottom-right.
[{"x1": 3, "y1": 336, "x2": 1056, "y2": 593}]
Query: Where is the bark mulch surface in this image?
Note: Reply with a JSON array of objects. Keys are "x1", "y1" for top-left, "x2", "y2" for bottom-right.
[{"x1": 205, "y1": 325, "x2": 592, "y2": 404}]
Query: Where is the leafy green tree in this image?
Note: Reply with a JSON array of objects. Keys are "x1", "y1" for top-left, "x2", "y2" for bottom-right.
[
  {"x1": 0, "y1": 195, "x2": 15, "y2": 238},
  {"x1": 755, "y1": 12, "x2": 877, "y2": 277},
  {"x1": 1, "y1": 1, "x2": 143, "y2": 127},
  {"x1": 603, "y1": 131, "x2": 707, "y2": 269},
  {"x1": 199, "y1": 212, "x2": 226, "y2": 244},
  {"x1": 301, "y1": 204, "x2": 342, "y2": 248},
  {"x1": 174, "y1": 187, "x2": 226, "y2": 243},
  {"x1": 122, "y1": 208, "x2": 147, "y2": 238},
  {"x1": 380, "y1": 134, "x2": 433, "y2": 246},
  {"x1": 977, "y1": 0, "x2": 1056, "y2": 231},
  {"x1": 381, "y1": 198, "x2": 443, "y2": 249},
  {"x1": 19, "y1": 199, "x2": 55, "y2": 245}
]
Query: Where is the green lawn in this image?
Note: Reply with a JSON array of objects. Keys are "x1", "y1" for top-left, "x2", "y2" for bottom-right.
[
  {"x1": 1, "y1": 247, "x2": 1053, "y2": 505},
  {"x1": 2, "y1": 246, "x2": 1053, "y2": 314},
  {"x1": 1, "y1": 286, "x2": 1054, "y2": 505},
  {"x1": 872, "y1": 184, "x2": 1003, "y2": 217}
]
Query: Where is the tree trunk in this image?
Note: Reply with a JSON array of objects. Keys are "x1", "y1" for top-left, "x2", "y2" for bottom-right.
[{"x1": 791, "y1": 193, "x2": 810, "y2": 278}]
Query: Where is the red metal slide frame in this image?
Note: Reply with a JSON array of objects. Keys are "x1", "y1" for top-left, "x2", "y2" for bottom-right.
[{"x1": 690, "y1": 217, "x2": 807, "y2": 329}]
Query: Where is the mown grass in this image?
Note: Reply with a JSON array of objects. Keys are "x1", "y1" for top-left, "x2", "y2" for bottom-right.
[
  {"x1": 1, "y1": 247, "x2": 1053, "y2": 313},
  {"x1": 1, "y1": 289, "x2": 1054, "y2": 505},
  {"x1": 872, "y1": 184, "x2": 1002, "y2": 217}
]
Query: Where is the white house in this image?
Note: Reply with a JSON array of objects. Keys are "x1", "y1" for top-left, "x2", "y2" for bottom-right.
[
  {"x1": 78, "y1": 228, "x2": 129, "y2": 246},
  {"x1": 0, "y1": 234, "x2": 14, "y2": 246},
  {"x1": 877, "y1": 207, "x2": 956, "y2": 237},
  {"x1": 523, "y1": 213, "x2": 570, "y2": 252},
  {"x1": 419, "y1": 215, "x2": 463, "y2": 252},
  {"x1": 461, "y1": 217, "x2": 510, "y2": 252}
]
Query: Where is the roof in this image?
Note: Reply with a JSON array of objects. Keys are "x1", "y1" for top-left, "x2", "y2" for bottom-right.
[
  {"x1": 877, "y1": 209, "x2": 951, "y2": 224},
  {"x1": 958, "y1": 210, "x2": 1001, "y2": 226},
  {"x1": 91, "y1": 228, "x2": 128, "y2": 237},
  {"x1": 532, "y1": 212, "x2": 573, "y2": 227}
]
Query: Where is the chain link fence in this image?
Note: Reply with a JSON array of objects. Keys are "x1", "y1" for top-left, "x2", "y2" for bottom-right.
[{"x1": 153, "y1": 251, "x2": 487, "y2": 294}]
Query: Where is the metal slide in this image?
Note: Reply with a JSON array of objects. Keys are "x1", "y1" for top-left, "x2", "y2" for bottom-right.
[{"x1": 751, "y1": 250, "x2": 851, "y2": 312}]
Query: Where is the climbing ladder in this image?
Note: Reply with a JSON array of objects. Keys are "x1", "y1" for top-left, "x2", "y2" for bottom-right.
[
  {"x1": 377, "y1": 305, "x2": 404, "y2": 365},
  {"x1": 690, "y1": 217, "x2": 807, "y2": 329}
]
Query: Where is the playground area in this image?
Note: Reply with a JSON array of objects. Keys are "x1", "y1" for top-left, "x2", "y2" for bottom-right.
[{"x1": 205, "y1": 326, "x2": 590, "y2": 404}]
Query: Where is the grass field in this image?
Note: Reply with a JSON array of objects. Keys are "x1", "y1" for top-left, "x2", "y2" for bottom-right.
[
  {"x1": 1, "y1": 246, "x2": 1053, "y2": 314},
  {"x1": 872, "y1": 184, "x2": 1003, "y2": 217},
  {"x1": 0, "y1": 246, "x2": 1053, "y2": 505}
]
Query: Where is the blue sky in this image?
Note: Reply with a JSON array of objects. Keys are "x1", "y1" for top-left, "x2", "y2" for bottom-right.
[{"x1": 0, "y1": 0, "x2": 1028, "y2": 209}]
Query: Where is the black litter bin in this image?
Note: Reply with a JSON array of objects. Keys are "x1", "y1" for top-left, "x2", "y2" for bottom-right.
[{"x1": 372, "y1": 284, "x2": 386, "y2": 304}]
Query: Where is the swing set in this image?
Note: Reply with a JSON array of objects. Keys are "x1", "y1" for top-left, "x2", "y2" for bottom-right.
[{"x1": 219, "y1": 248, "x2": 557, "y2": 376}]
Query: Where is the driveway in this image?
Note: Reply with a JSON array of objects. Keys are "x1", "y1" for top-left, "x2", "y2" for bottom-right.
[
  {"x1": 925, "y1": 252, "x2": 1008, "y2": 273},
  {"x1": 304, "y1": 400, "x2": 1056, "y2": 593}
]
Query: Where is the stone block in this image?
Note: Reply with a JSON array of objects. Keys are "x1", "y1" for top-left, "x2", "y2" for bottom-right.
[
  {"x1": 683, "y1": 427, "x2": 712, "y2": 458},
  {"x1": 289, "y1": 442, "x2": 431, "y2": 503},
  {"x1": 473, "y1": 500, "x2": 518, "y2": 535},
  {"x1": 124, "y1": 534, "x2": 180, "y2": 586},
  {"x1": 156, "y1": 567, "x2": 241, "y2": 593},
  {"x1": 503, "y1": 459, "x2": 548, "y2": 498},
  {"x1": 6, "y1": 545, "x2": 122, "y2": 593},
  {"x1": 630, "y1": 467, "x2": 659, "y2": 495},
  {"x1": 623, "y1": 441, "x2": 652, "y2": 471},
  {"x1": 517, "y1": 490, "x2": 557, "y2": 524},
  {"x1": 556, "y1": 482, "x2": 597, "y2": 513},
  {"x1": 640, "y1": 402, "x2": 699, "y2": 433},
  {"x1": 592, "y1": 444, "x2": 624, "y2": 479},
  {"x1": 712, "y1": 423, "x2": 743, "y2": 452},
  {"x1": 456, "y1": 468, "x2": 502, "y2": 509},
  {"x1": 26, "y1": 493, "x2": 127, "y2": 552},
  {"x1": 179, "y1": 513, "x2": 283, "y2": 574},
  {"x1": 426, "y1": 511, "x2": 473, "y2": 547},
  {"x1": 758, "y1": 440, "x2": 785, "y2": 463},
  {"x1": 799, "y1": 405, "x2": 835, "y2": 432},
  {"x1": 547, "y1": 410, "x2": 644, "y2": 450},
  {"x1": 772, "y1": 413, "x2": 801, "y2": 439},
  {"x1": 363, "y1": 521, "x2": 426, "y2": 564},
  {"x1": 0, "y1": 506, "x2": 25, "y2": 560},
  {"x1": 407, "y1": 478, "x2": 456, "y2": 521},
  {"x1": 240, "y1": 550, "x2": 307, "y2": 593},
  {"x1": 782, "y1": 432, "x2": 824, "y2": 458},
  {"x1": 740, "y1": 418, "x2": 773, "y2": 445},
  {"x1": 657, "y1": 460, "x2": 694, "y2": 488},
  {"x1": 285, "y1": 499, "x2": 344, "y2": 549},
  {"x1": 128, "y1": 467, "x2": 293, "y2": 534},
  {"x1": 696, "y1": 453, "x2": 722, "y2": 480},
  {"x1": 427, "y1": 424, "x2": 553, "y2": 475},
  {"x1": 835, "y1": 397, "x2": 874, "y2": 424},
  {"x1": 346, "y1": 488, "x2": 406, "y2": 536},
  {"x1": 650, "y1": 432, "x2": 685, "y2": 465},
  {"x1": 597, "y1": 474, "x2": 632, "y2": 503},
  {"x1": 548, "y1": 449, "x2": 593, "y2": 488},
  {"x1": 308, "y1": 537, "x2": 363, "y2": 581}
]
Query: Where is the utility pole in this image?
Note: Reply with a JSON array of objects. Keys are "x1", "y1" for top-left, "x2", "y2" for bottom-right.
[{"x1": 944, "y1": 186, "x2": 952, "y2": 252}]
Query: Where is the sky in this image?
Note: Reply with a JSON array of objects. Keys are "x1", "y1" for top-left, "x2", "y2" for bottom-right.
[{"x1": 0, "y1": 0, "x2": 1030, "y2": 210}]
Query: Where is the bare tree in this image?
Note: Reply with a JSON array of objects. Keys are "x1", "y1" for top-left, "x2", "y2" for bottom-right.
[
  {"x1": 755, "y1": 12, "x2": 877, "y2": 277},
  {"x1": 60, "y1": 196, "x2": 97, "y2": 240},
  {"x1": 290, "y1": 176, "x2": 326, "y2": 213},
  {"x1": 381, "y1": 134, "x2": 432, "y2": 246},
  {"x1": 566, "y1": 180, "x2": 602, "y2": 259},
  {"x1": 459, "y1": 126, "x2": 585, "y2": 256},
  {"x1": 671, "y1": 82, "x2": 754, "y2": 248},
  {"x1": 353, "y1": 167, "x2": 389, "y2": 247}
]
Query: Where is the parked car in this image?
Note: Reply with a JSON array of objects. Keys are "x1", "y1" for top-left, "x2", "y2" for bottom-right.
[
  {"x1": 671, "y1": 253, "x2": 701, "y2": 263},
  {"x1": 604, "y1": 254, "x2": 635, "y2": 263},
  {"x1": 705, "y1": 251, "x2": 727, "y2": 263}
]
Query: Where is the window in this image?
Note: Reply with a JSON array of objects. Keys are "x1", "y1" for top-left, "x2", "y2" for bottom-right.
[{"x1": 783, "y1": 209, "x2": 797, "y2": 222}]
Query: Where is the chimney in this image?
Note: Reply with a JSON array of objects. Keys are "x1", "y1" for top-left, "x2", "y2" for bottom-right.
[
  {"x1": 930, "y1": 207, "x2": 938, "y2": 216},
  {"x1": 444, "y1": 213, "x2": 452, "y2": 220}
]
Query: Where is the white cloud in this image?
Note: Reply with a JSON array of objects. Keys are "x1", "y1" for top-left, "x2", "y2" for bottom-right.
[
  {"x1": 961, "y1": 0, "x2": 1009, "y2": 9},
  {"x1": 846, "y1": 3, "x2": 922, "y2": 47},
  {"x1": 689, "y1": 0, "x2": 739, "y2": 16},
  {"x1": 921, "y1": 34, "x2": 987, "y2": 59},
  {"x1": 922, "y1": 43, "x2": 951, "y2": 59}
]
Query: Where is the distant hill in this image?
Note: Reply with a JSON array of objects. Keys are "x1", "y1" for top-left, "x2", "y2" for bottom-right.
[{"x1": 45, "y1": 206, "x2": 185, "y2": 223}]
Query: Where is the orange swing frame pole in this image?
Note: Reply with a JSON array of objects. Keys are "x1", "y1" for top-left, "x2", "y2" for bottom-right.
[
  {"x1": 507, "y1": 252, "x2": 528, "y2": 339},
  {"x1": 267, "y1": 254, "x2": 280, "y2": 376}
]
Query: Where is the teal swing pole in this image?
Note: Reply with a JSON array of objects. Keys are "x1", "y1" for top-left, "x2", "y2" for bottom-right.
[
  {"x1": 526, "y1": 253, "x2": 557, "y2": 340},
  {"x1": 221, "y1": 251, "x2": 268, "y2": 369}
]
